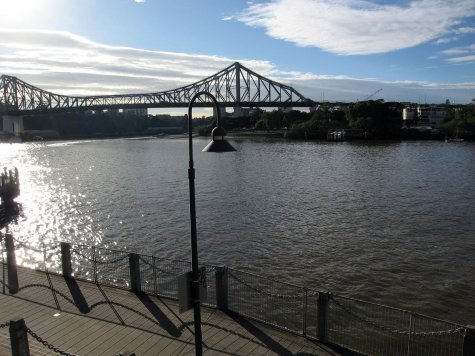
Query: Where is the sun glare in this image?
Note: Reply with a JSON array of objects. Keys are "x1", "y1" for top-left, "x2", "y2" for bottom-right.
[{"x1": 0, "y1": 0, "x2": 43, "y2": 19}]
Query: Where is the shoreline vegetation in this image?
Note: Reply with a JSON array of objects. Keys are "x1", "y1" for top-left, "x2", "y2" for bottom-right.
[{"x1": 2, "y1": 100, "x2": 474, "y2": 142}]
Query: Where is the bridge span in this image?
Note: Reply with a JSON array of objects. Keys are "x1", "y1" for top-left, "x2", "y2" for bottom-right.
[
  {"x1": 1, "y1": 62, "x2": 316, "y2": 137},
  {"x1": 1, "y1": 62, "x2": 315, "y2": 115}
]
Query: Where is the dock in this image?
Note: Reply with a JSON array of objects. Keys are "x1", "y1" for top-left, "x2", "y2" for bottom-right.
[{"x1": 0, "y1": 265, "x2": 346, "y2": 355}]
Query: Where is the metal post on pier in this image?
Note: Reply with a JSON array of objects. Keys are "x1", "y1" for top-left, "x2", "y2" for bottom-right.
[
  {"x1": 129, "y1": 253, "x2": 142, "y2": 293},
  {"x1": 464, "y1": 326, "x2": 475, "y2": 356},
  {"x1": 317, "y1": 292, "x2": 330, "y2": 342},
  {"x1": 302, "y1": 288, "x2": 308, "y2": 337},
  {"x1": 60, "y1": 242, "x2": 73, "y2": 278},
  {"x1": 215, "y1": 266, "x2": 228, "y2": 310},
  {"x1": 9, "y1": 318, "x2": 30, "y2": 356}
]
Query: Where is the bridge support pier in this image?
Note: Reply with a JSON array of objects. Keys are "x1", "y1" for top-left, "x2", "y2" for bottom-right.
[{"x1": 2, "y1": 116, "x2": 24, "y2": 137}]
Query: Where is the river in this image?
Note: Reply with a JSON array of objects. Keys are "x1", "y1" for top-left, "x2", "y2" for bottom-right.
[{"x1": 1, "y1": 137, "x2": 474, "y2": 325}]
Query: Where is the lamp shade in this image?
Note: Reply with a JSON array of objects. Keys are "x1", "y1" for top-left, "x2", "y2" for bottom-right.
[{"x1": 202, "y1": 126, "x2": 236, "y2": 152}]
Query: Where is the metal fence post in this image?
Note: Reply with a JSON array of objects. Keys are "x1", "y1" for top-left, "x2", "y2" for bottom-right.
[
  {"x1": 407, "y1": 312, "x2": 415, "y2": 356},
  {"x1": 215, "y1": 266, "x2": 228, "y2": 310},
  {"x1": 2, "y1": 241, "x2": 5, "y2": 295},
  {"x1": 92, "y1": 246, "x2": 97, "y2": 283},
  {"x1": 60, "y1": 242, "x2": 73, "y2": 277},
  {"x1": 129, "y1": 253, "x2": 141, "y2": 293},
  {"x1": 152, "y1": 256, "x2": 158, "y2": 295},
  {"x1": 463, "y1": 326, "x2": 475, "y2": 356},
  {"x1": 9, "y1": 318, "x2": 30, "y2": 356},
  {"x1": 5, "y1": 234, "x2": 19, "y2": 294},
  {"x1": 302, "y1": 288, "x2": 308, "y2": 337},
  {"x1": 317, "y1": 292, "x2": 329, "y2": 342}
]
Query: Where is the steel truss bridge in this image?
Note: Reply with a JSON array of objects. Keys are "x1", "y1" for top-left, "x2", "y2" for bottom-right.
[{"x1": 0, "y1": 62, "x2": 315, "y2": 116}]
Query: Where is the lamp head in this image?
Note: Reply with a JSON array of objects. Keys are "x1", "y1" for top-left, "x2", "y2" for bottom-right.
[{"x1": 202, "y1": 126, "x2": 236, "y2": 152}]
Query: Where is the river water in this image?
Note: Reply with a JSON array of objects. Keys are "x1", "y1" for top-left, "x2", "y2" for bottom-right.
[{"x1": 1, "y1": 137, "x2": 474, "y2": 325}]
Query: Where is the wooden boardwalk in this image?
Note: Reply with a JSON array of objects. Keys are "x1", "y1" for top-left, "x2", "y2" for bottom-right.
[{"x1": 0, "y1": 266, "x2": 350, "y2": 355}]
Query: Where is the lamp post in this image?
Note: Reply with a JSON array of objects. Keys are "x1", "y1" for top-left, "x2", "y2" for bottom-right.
[{"x1": 187, "y1": 91, "x2": 235, "y2": 356}]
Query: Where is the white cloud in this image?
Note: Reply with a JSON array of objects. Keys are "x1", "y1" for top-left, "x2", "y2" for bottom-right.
[
  {"x1": 457, "y1": 26, "x2": 475, "y2": 33},
  {"x1": 0, "y1": 29, "x2": 274, "y2": 95},
  {"x1": 293, "y1": 76, "x2": 475, "y2": 103},
  {"x1": 440, "y1": 43, "x2": 475, "y2": 63},
  {"x1": 0, "y1": 29, "x2": 474, "y2": 103},
  {"x1": 447, "y1": 55, "x2": 475, "y2": 63},
  {"x1": 230, "y1": 0, "x2": 475, "y2": 55},
  {"x1": 434, "y1": 37, "x2": 458, "y2": 45},
  {"x1": 134, "y1": 0, "x2": 146, "y2": 3}
]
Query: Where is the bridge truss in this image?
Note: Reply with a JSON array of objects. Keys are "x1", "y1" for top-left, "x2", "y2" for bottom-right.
[{"x1": 0, "y1": 62, "x2": 314, "y2": 115}]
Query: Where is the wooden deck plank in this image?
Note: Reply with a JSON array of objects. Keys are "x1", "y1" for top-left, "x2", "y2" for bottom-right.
[
  {"x1": 129, "y1": 332, "x2": 170, "y2": 355},
  {"x1": 75, "y1": 323, "x2": 128, "y2": 355},
  {"x1": 98, "y1": 327, "x2": 148, "y2": 355}
]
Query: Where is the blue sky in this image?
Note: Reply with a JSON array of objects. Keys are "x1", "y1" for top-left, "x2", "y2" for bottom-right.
[{"x1": 1, "y1": 0, "x2": 474, "y2": 105}]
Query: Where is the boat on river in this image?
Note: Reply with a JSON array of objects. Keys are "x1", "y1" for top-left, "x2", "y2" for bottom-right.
[
  {"x1": 445, "y1": 128, "x2": 464, "y2": 142},
  {"x1": 445, "y1": 137, "x2": 464, "y2": 142}
]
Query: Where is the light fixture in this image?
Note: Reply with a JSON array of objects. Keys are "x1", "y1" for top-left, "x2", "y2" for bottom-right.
[{"x1": 186, "y1": 91, "x2": 235, "y2": 356}]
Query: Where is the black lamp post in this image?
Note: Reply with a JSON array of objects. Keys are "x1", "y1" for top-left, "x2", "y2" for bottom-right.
[{"x1": 187, "y1": 91, "x2": 235, "y2": 356}]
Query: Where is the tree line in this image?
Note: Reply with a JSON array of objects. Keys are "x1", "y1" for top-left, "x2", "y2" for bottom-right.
[
  {"x1": 19, "y1": 101, "x2": 475, "y2": 140},
  {"x1": 21, "y1": 111, "x2": 186, "y2": 139},
  {"x1": 217, "y1": 101, "x2": 475, "y2": 140}
]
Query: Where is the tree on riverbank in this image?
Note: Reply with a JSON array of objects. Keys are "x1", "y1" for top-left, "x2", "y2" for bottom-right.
[
  {"x1": 439, "y1": 105, "x2": 475, "y2": 139},
  {"x1": 285, "y1": 105, "x2": 346, "y2": 139},
  {"x1": 347, "y1": 100, "x2": 403, "y2": 139}
]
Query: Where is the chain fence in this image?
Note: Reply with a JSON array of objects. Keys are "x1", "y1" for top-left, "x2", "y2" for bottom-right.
[
  {"x1": 0, "y1": 319, "x2": 76, "y2": 355},
  {"x1": 327, "y1": 294, "x2": 466, "y2": 355},
  {"x1": 27, "y1": 327, "x2": 77, "y2": 356},
  {"x1": 227, "y1": 268, "x2": 311, "y2": 334},
  {"x1": 0, "y1": 237, "x2": 472, "y2": 356}
]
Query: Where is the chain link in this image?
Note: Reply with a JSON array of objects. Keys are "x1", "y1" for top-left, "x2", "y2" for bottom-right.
[
  {"x1": 27, "y1": 327, "x2": 77, "y2": 356},
  {"x1": 93, "y1": 254, "x2": 129, "y2": 265},
  {"x1": 0, "y1": 321, "x2": 10, "y2": 328},
  {"x1": 138, "y1": 256, "x2": 153, "y2": 267},
  {"x1": 199, "y1": 267, "x2": 207, "y2": 287},
  {"x1": 205, "y1": 265, "x2": 217, "y2": 274},
  {"x1": 72, "y1": 248, "x2": 129, "y2": 265},
  {"x1": 331, "y1": 297, "x2": 465, "y2": 336},
  {"x1": 9, "y1": 237, "x2": 50, "y2": 253},
  {"x1": 228, "y1": 271, "x2": 316, "y2": 299},
  {"x1": 71, "y1": 248, "x2": 94, "y2": 261}
]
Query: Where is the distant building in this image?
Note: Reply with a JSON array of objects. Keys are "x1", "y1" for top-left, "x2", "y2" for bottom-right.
[
  {"x1": 417, "y1": 105, "x2": 446, "y2": 127},
  {"x1": 402, "y1": 105, "x2": 446, "y2": 128},
  {"x1": 402, "y1": 106, "x2": 416, "y2": 122}
]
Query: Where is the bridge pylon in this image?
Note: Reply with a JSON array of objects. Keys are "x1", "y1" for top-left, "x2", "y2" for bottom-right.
[{"x1": 2, "y1": 115, "x2": 24, "y2": 137}]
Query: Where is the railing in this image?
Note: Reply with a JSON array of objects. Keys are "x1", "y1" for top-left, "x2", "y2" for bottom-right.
[{"x1": 1, "y1": 234, "x2": 474, "y2": 356}]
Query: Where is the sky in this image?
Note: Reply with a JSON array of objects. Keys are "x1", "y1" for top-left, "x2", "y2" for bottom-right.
[{"x1": 0, "y1": 0, "x2": 475, "y2": 109}]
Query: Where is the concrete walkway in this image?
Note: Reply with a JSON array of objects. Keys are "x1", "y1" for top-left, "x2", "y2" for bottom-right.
[{"x1": 0, "y1": 265, "x2": 350, "y2": 355}]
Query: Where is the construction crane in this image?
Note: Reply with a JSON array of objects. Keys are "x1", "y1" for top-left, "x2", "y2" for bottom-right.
[{"x1": 363, "y1": 88, "x2": 382, "y2": 101}]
